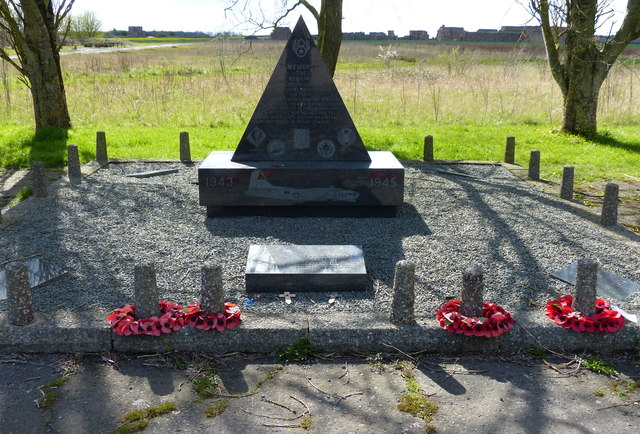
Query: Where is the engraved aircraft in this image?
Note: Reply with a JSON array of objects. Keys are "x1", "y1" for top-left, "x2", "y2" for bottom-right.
[{"x1": 245, "y1": 170, "x2": 359, "y2": 203}]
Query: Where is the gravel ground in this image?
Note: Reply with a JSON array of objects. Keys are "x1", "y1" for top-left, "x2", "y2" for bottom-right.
[{"x1": 1, "y1": 161, "x2": 638, "y2": 318}]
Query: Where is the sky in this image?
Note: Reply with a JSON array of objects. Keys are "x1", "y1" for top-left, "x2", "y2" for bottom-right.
[{"x1": 75, "y1": 0, "x2": 631, "y2": 38}]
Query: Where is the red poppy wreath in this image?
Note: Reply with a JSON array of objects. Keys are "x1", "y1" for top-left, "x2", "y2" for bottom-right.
[
  {"x1": 108, "y1": 301, "x2": 243, "y2": 336},
  {"x1": 108, "y1": 301, "x2": 186, "y2": 336},
  {"x1": 545, "y1": 295, "x2": 624, "y2": 332},
  {"x1": 436, "y1": 300, "x2": 515, "y2": 337},
  {"x1": 184, "y1": 302, "x2": 243, "y2": 331}
]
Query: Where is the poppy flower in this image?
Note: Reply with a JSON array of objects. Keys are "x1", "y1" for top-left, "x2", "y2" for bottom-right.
[
  {"x1": 436, "y1": 300, "x2": 514, "y2": 338},
  {"x1": 546, "y1": 295, "x2": 624, "y2": 333},
  {"x1": 214, "y1": 313, "x2": 227, "y2": 332}
]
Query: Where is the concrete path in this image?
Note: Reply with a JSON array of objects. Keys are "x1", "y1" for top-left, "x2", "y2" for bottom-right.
[{"x1": 1, "y1": 352, "x2": 638, "y2": 433}]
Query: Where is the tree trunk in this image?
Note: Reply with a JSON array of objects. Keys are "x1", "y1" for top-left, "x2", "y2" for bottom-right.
[
  {"x1": 21, "y1": 0, "x2": 71, "y2": 129},
  {"x1": 561, "y1": 52, "x2": 607, "y2": 134},
  {"x1": 316, "y1": 0, "x2": 342, "y2": 77},
  {"x1": 536, "y1": 0, "x2": 640, "y2": 135},
  {"x1": 559, "y1": 0, "x2": 605, "y2": 134}
]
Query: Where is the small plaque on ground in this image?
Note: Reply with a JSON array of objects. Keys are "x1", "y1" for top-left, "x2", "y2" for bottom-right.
[
  {"x1": 0, "y1": 257, "x2": 67, "y2": 300},
  {"x1": 245, "y1": 245, "x2": 366, "y2": 292},
  {"x1": 551, "y1": 262, "x2": 639, "y2": 300}
]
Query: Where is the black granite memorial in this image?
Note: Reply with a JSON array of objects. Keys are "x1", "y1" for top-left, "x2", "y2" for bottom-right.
[
  {"x1": 198, "y1": 17, "x2": 404, "y2": 217},
  {"x1": 245, "y1": 245, "x2": 367, "y2": 292}
]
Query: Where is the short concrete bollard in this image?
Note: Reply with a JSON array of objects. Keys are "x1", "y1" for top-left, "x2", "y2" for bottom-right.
[
  {"x1": 504, "y1": 136, "x2": 515, "y2": 164},
  {"x1": 390, "y1": 260, "x2": 416, "y2": 325},
  {"x1": 67, "y1": 144, "x2": 82, "y2": 187},
  {"x1": 180, "y1": 131, "x2": 191, "y2": 162},
  {"x1": 96, "y1": 131, "x2": 108, "y2": 167},
  {"x1": 573, "y1": 259, "x2": 598, "y2": 316},
  {"x1": 601, "y1": 183, "x2": 619, "y2": 226},
  {"x1": 560, "y1": 165, "x2": 574, "y2": 200},
  {"x1": 528, "y1": 150, "x2": 540, "y2": 180},
  {"x1": 459, "y1": 265, "x2": 484, "y2": 317},
  {"x1": 201, "y1": 264, "x2": 224, "y2": 313},
  {"x1": 31, "y1": 161, "x2": 47, "y2": 198},
  {"x1": 6, "y1": 262, "x2": 35, "y2": 326},
  {"x1": 423, "y1": 135, "x2": 434, "y2": 162},
  {"x1": 133, "y1": 263, "x2": 160, "y2": 318}
]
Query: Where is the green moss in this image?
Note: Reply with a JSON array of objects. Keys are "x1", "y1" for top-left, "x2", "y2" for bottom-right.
[
  {"x1": 299, "y1": 417, "x2": 312, "y2": 430},
  {"x1": 122, "y1": 409, "x2": 146, "y2": 422},
  {"x1": 39, "y1": 390, "x2": 59, "y2": 411},
  {"x1": 192, "y1": 368, "x2": 220, "y2": 398},
  {"x1": 583, "y1": 358, "x2": 618, "y2": 376},
  {"x1": 145, "y1": 402, "x2": 177, "y2": 418},
  {"x1": 112, "y1": 403, "x2": 176, "y2": 434},
  {"x1": 275, "y1": 337, "x2": 315, "y2": 364},
  {"x1": 524, "y1": 347, "x2": 548, "y2": 358},
  {"x1": 593, "y1": 389, "x2": 605, "y2": 397},
  {"x1": 109, "y1": 420, "x2": 149, "y2": 434},
  {"x1": 398, "y1": 393, "x2": 438, "y2": 422},
  {"x1": 205, "y1": 400, "x2": 229, "y2": 418},
  {"x1": 366, "y1": 353, "x2": 385, "y2": 372}
]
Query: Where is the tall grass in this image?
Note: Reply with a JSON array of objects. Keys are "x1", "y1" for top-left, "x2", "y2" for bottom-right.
[{"x1": 0, "y1": 40, "x2": 638, "y2": 181}]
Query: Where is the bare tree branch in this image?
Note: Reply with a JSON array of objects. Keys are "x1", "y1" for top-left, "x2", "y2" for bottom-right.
[
  {"x1": 534, "y1": 0, "x2": 568, "y2": 93},
  {"x1": 602, "y1": 0, "x2": 640, "y2": 63}
]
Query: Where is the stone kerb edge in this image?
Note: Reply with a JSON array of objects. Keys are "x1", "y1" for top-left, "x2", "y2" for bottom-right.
[{"x1": 1, "y1": 311, "x2": 638, "y2": 354}]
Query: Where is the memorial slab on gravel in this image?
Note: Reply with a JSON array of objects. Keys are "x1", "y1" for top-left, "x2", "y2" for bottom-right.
[
  {"x1": 0, "y1": 257, "x2": 67, "y2": 300},
  {"x1": 245, "y1": 245, "x2": 367, "y2": 292},
  {"x1": 551, "y1": 262, "x2": 640, "y2": 300},
  {"x1": 199, "y1": 17, "x2": 404, "y2": 217}
]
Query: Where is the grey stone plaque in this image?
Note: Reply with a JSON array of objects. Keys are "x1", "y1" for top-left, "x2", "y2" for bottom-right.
[
  {"x1": 551, "y1": 262, "x2": 639, "y2": 300},
  {"x1": 245, "y1": 245, "x2": 367, "y2": 292},
  {"x1": 0, "y1": 257, "x2": 68, "y2": 300}
]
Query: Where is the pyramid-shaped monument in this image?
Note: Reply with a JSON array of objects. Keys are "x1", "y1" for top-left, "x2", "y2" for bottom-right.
[
  {"x1": 232, "y1": 17, "x2": 370, "y2": 162},
  {"x1": 198, "y1": 16, "x2": 404, "y2": 217}
]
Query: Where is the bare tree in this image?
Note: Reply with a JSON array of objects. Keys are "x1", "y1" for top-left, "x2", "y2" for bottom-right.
[
  {"x1": 226, "y1": 0, "x2": 344, "y2": 77},
  {"x1": 529, "y1": 0, "x2": 640, "y2": 134},
  {"x1": 0, "y1": 1, "x2": 75, "y2": 129}
]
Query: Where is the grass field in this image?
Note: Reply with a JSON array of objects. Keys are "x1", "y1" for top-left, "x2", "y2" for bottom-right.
[{"x1": 0, "y1": 39, "x2": 638, "y2": 182}]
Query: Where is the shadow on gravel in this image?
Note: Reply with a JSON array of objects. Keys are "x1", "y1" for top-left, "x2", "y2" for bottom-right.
[
  {"x1": 437, "y1": 168, "x2": 638, "y2": 310},
  {"x1": 203, "y1": 202, "x2": 432, "y2": 290}
]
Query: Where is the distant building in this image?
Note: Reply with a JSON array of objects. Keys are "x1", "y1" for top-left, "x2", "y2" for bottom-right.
[
  {"x1": 128, "y1": 26, "x2": 145, "y2": 37},
  {"x1": 388, "y1": 30, "x2": 396, "y2": 39},
  {"x1": 437, "y1": 26, "x2": 465, "y2": 41},
  {"x1": 408, "y1": 30, "x2": 429, "y2": 40},
  {"x1": 499, "y1": 26, "x2": 544, "y2": 42},
  {"x1": 271, "y1": 27, "x2": 292, "y2": 40}
]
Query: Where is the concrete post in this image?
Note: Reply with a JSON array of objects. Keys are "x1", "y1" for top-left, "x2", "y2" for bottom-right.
[
  {"x1": 423, "y1": 135, "x2": 434, "y2": 162},
  {"x1": 133, "y1": 263, "x2": 159, "y2": 318},
  {"x1": 528, "y1": 150, "x2": 540, "y2": 180},
  {"x1": 6, "y1": 262, "x2": 35, "y2": 326},
  {"x1": 573, "y1": 259, "x2": 598, "y2": 316},
  {"x1": 459, "y1": 265, "x2": 484, "y2": 318},
  {"x1": 504, "y1": 136, "x2": 515, "y2": 164},
  {"x1": 180, "y1": 131, "x2": 191, "y2": 162},
  {"x1": 560, "y1": 165, "x2": 574, "y2": 200},
  {"x1": 31, "y1": 161, "x2": 47, "y2": 198},
  {"x1": 601, "y1": 183, "x2": 619, "y2": 227},
  {"x1": 201, "y1": 264, "x2": 224, "y2": 313},
  {"x1": 390, "y1": 260, "x2": 416, "y2": 325},
  {"x1": 67, "y1": 144, "x2": 82, "y2": 187},
  {"x1": 96, "y1": 131, "x2": 108, "y2": 167}
]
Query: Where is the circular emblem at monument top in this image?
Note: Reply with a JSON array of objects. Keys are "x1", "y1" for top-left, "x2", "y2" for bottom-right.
[{"x1": 292, "y1": 38, "x2": 311, "y2": 58}]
